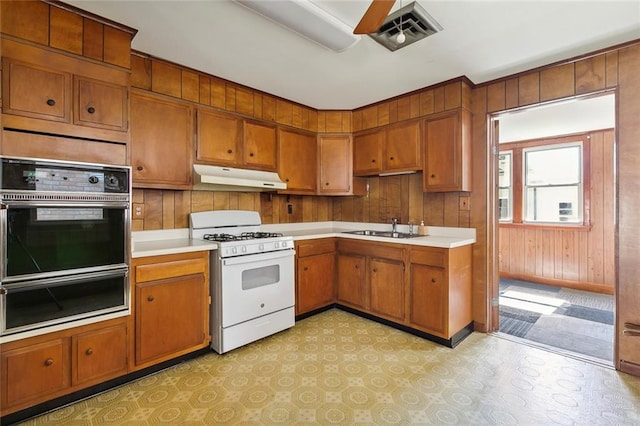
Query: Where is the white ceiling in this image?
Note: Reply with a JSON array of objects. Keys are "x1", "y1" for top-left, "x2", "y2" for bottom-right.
[{"x1": 66, "y1": 0, "x2": 640, "y2": 110}]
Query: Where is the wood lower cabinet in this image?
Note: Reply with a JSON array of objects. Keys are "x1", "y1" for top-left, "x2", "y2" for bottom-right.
[
  {"x1": 408, "y1": 245, "x2": 472, "y2": 339},
  {"x1": 369, "y1": 257, "x2": 405, "y2": 322},
  {"x1": 132, "y1": 251, "x2": 210, "y2": 369},
  {"x1": 278, "y1": 128, "x2": 317, "y2": 194},
  {"x1": 130, "y1": 90, "x2": 194, "y2": 189},
  {"x1": 0, "y1": 318, "x2": 128, "y2": 416},
  {"x1": 295, "y1": 239, "x2": 336, "y2": 315},
  {"x1": 336, "y1": 253, "x2": 367, "y2": 309},
  {"x1": 423, "y1": 109, "x2": 472, "y2": 192}
]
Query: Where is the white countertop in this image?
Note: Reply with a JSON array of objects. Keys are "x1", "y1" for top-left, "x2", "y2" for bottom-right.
[{"x1": 131, "y1": 221, "x2": 475, "y2": 257}]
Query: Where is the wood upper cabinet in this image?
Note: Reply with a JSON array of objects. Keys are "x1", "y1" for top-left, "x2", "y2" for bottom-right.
[
  {"x1": 385, "y1": 120, "x2": 422, "y2": 173},
  {"x1": 423, "y1": 109, "x2": 472, "y2": 192},
  {"x1": 196, "y1": 108, "x2": 241, "y2": 166},
  {"x1": 1, "y1": 338, "x2": 70, "y2": 410},
  {"x1": 278, "y1": 128, "x2": 317, "y2": 194},
  {"x1": 132, "y1": 251, "x2": 209, "y2": 370},
  {"x1": 408, "y1": 245, "x2": 472, "y2": 340},
  {"x1": 2, "y1": 57, "x2": 70, "y2": 122},
  {"x1": 130, "y1": 90, "x2": 194, "y2": 189},
  {"x1": 336, "y1": 253, "x2": 367, "y2": 309},
  {"x1": 74, "y1": 76, "x2": 128, "y2": 132},
  {"x1": 243, "y1": 120, "x2": 277, "y2": 171},
  {"x1": 295, "y1": 239, "x2": 336, "y2": 315},
  {"x1": 353, "y1": 129, "x2": 384, "y2": 176},
  {"x1": 318, "y1": 133, "x2": 365, "y2": 196}
]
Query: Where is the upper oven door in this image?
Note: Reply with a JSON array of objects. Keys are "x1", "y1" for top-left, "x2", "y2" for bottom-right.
[
  {"x1": 219, "y1": 249, "x2": 295, "y2": 328},
  {"x1": 1, "y1": 201, "x2": 129, "y2": 282}
]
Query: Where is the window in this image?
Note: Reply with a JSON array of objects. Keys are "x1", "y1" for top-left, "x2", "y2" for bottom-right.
[
  {"x1": 498, "y1": 152, "x2": 512, "y2": 222},
  {"x1": 499, "y1": 135, "x2": 588, "y2": 226},
  {"x1": 524, "y1": 143, "x2": 582, "y2": 223}
]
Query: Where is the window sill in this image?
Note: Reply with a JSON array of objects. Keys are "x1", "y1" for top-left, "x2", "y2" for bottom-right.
[{"x1": 499, "y1": 222, "x2": 592, "y2": 232}]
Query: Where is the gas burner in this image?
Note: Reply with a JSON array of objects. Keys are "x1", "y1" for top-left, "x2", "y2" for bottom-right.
[
  {"x1": 240, "y1": 231, "x2": 284, "y2": 239},
  {"x1": 203, "y1": 233, "x2": 246, "y2": 242}
]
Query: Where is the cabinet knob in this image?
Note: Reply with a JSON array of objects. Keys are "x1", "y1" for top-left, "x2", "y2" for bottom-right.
[
  {"x1": 44, "y1": 358, "x2": 54, "y2": 366},
  {"x1": 303, "y1": 266, "x2": 308, "y2": 271},
  {"x1": 285, "y1": 178, "x2": 290, "y2": 182},
  {"x1": 390, "y1": 156, "x2": 395, "y2": 160},
  {"x1": 227, "y1": 149, "x2": 233, "y2": 154},
  {"x1": 147, "y1": 295, "x2": 155, "y2": 302},
  {"x1": 86, "y1": 348, "x2": 94, "y2": 356},
  {"x1": 371, "y1": 159, "x2": 376, "y2": 163},
  {"x1": 249, "y1": 152, "x2": 254, "y2": 157},
  {"x1": 373, "y1": 268, "x2": 378, "y2": 273},
  {"x1": 354, "y1": 264, "x2": 359, "y2": 269},
  {"x1": 137, "y1": 166, "x2": 144, "y2": 171},
  {"x1": 87, "y1": 106, "x2": 96, "y2": 114},
  {"x1": 431, "y1": 174, "x2": 436, "y2": 178},
  {"x1": 325, "y1": 182, "x2": 330, "y2": 186},
  {"x1": 431, "y1": 278, "x2": 436, "y2": 283},
  {"x1": 46, "y1": 99, "x2": 56, "y2": 106}
]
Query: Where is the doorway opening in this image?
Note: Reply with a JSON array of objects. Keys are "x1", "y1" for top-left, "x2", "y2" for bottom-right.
[{"x1": 489, "y1": 92, "x2": 616, "y2": 365}]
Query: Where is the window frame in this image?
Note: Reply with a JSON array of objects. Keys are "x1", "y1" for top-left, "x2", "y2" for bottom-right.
[
  {"x1": 499, "y1": 133, "x2": 591, "y2": 229},
  {"x1": 498, "y1": 150, "x2": 513, "y2": 223}
]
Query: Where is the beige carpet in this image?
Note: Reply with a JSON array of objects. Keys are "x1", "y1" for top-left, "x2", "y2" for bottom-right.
[{"x1": 20, "y1": 309, "x2": 640, "y2": 425}]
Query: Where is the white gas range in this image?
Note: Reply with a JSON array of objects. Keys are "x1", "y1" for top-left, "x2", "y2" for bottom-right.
[{"x1": 190, "y1": 210, "x2": 295, "y2": 354}]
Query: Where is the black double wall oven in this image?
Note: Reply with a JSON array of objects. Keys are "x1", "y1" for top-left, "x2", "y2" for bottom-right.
[{"x1": 0, "y1": 156, "x2": 131, "y2": 336}]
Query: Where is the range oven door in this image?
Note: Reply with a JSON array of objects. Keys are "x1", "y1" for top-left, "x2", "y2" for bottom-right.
[
  {"x1": 1, "y1": 201, "x2": 128, "y2": 282},
  {"x1": 0, "y1": 268, "x2": 129, "y2": 336},
  {"x1": 219, "y1": 249, "x2": 295, "y2": 328}
]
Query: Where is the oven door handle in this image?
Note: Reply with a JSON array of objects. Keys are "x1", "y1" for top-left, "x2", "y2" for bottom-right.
[
  {"x1": 3, "y1": 268, "x2": 128, "y2": 292},
  {"x1": 221, "y1": 249, "x2": 295, "y2": 266}
]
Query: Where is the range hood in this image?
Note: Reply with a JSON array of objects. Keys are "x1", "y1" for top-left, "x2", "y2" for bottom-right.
[{"x1": 193, "y1": 164, "x2": 286, "y2": 192}]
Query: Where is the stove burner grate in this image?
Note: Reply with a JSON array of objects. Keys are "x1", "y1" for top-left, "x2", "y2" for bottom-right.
[{"x1": 202, "y1": 231, "x2": 284, "y2": 242}]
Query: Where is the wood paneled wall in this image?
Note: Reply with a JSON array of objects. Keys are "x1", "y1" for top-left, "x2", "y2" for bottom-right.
[
  {"x1": 0, "y1": 0, "x2": 134, "y2": 68},
  {"x1": 498, "y1": 129, "x2": 615, "y2": 294}
]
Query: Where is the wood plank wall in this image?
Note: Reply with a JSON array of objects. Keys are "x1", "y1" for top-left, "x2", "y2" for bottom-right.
[{"x1": 498, "y1": 130, "x2": 615, "y2": 294}]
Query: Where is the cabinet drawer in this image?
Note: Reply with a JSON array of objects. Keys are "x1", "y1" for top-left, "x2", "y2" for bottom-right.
[
  {"x1": 338, "y1": 239, "x2": 404, "y2": 261},
  {"x1": 1, "y1": 339, "x2": 70, "y2": 407},
  {"x1": 73, "y1": 324, "x2": 127, "y2": 385},
  {"x1": 135, "y1": 258, "x2": 206, "y2": 283},
  {"x1": 410, "y1": 247, "x2": 446, "y2": 268},
  {"x1": 296, "y1": 238, "x2": 335, "y2": 257}
]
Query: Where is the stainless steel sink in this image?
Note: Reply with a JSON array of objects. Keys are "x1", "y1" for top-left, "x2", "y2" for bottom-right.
[{"x1": 343, "y1": 230, "x2": 422, "y2": 239}]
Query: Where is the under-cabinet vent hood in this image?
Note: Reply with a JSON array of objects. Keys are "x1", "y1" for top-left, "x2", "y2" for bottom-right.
[{"x1": 193, "y1": 164, "x2": 286, "y2": 192}]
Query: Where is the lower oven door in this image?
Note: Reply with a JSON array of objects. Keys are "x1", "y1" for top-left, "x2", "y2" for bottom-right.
[
  {"x1": 219, "y1": 249, "x2": 294, "y2": 328},
  {"x1": 0, "y1": 268, "x2": 129, "y2": 336}
]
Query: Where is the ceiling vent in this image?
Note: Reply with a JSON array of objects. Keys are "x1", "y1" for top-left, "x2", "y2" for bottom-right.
[{"x1": 369, "y1": 2, "x2": 443, "y2": 51}]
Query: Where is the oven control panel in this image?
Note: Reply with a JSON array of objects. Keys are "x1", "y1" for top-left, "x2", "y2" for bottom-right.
[{"x1": 220, "y1": 239, "x2": 292, "y2": 257}]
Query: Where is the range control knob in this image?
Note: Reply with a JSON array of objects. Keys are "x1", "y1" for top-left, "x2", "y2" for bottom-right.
[
  {"x1": 259, "y1": 244, "x2": 265, "y2": 251},
  {"x1": 232, "y1": 247, "x2": 238, "y2": 254},
  {"x1": 275, "y1": 242, "x2": 280, "y2": 249},
  {"x1": 242, "y1": 246, "x2": 247, "y2": 253}
]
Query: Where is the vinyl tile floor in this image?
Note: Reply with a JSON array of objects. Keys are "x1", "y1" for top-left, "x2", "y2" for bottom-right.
[
  {"x1": 499, "y1": 279, "x2": 614, "y2": 364},
  {"x1": 16, "y1": 309, "x2": 640, "y2": 425}
]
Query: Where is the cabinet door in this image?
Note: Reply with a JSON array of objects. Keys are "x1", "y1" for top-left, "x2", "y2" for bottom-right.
[
  {"x1": 1, "y1": 339, "x2": 70, "y2": 408},
  {"x1": 74, "y1": 76, "x2": 128, "y2": 131},
  {"x1": 2, "y1": 58, "x2": 70, "y2": 122},
  {"x1": 244, "y1": 120, "x2": 277, "y2": 171},
  {"x1": 136, "y1": 273, "x2": 206, "y2": 365},
  {"x1": 131, "y1": 91, "x2": 193, "y2": 189},
  {"x1": 353, "y1": 130, "x2": 383, "y2": 176},
  {"x1": 297, "y1": 252, "x2": 335, "y2": 314},
  {"x1": 196, "y1": 109, "x2": 241, "y2": 166},
  {"x1": 423, "y1": 110, "x2": 471, "y2": 192},
  {"x1": 385, "y1": 120, "x2": 422, "y2": 172},
  {"x1": 409, "y1": 263, "x2": 447, "y2": 336},
  {"x1": 336, "y1": 254, "x2": 366, "y2": 309},
  {"x1": 370, "y1": 258, "x2": 405, "y2": 322},
  {"x1": 318, "y1": 134, "x2": 353, "y2": 194},
  {"x1": 73, "y1": 324, "x2": 127, "y2": 385},
  {"x1": 278, "y1": 128, "x2": 317, "y2": 194}
]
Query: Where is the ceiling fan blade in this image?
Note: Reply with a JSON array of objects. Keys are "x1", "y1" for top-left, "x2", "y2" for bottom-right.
[{"x1": 353, "y1": 0, "x2": 396, "y2": 34}]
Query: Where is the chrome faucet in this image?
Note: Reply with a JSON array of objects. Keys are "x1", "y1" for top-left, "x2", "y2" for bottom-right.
[
  {"x1": 408, "y1": 221, "x2": 413, "y2": 235},
  {"x1": 391, "y1": 217, "x2": 398, "y2": 233}
]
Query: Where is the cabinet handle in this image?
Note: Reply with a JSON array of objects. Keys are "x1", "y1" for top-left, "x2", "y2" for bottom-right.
[
  {"x1": 44, "y1": 358, "x2": 54, "y2": 366},
  {"x1": 147, "y1": 295, "x2": 155, "y2": 302},
  {"x1": 249, "y1": 152, "x2": 254, "y2": 157},
  {"x1": 137, "y1": 166, "x2": 144, "y2": 171},
  {"x1": 227, "y1": 149, "x2": 233, "y2": 154},
  {"x1": 86, "y1": 348, "x2": 94, "y2": 356},
  {"x1": 87, "y1": 106, "x2": 96, "y2": 114},
  {"x1": 46, "y1": 99, "x2": 56, "y2": 106}
]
